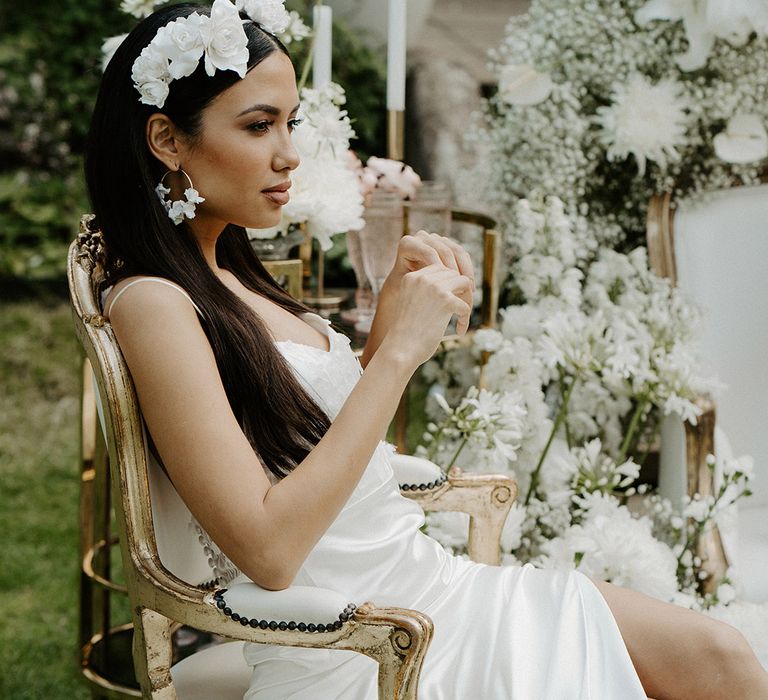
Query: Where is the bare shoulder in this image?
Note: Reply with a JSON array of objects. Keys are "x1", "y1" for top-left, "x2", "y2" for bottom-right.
[{"x1": 104, "y1": 275, "x2": 199, "y2": 323}]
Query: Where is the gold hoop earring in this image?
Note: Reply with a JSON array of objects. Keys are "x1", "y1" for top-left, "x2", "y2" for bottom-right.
[{"x1": 154, "y1": 169, "x2": 205, "y2": 225}]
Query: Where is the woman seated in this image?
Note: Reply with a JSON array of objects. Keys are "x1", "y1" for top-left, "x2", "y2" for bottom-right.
[{"x1": 86, "y1": 2, "x2": 768, "y2": 698}]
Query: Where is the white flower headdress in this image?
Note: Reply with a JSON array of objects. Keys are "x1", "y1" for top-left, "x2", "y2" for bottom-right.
[{"x1": 131, "y1": 0, "x2": 292, "y2": 108}]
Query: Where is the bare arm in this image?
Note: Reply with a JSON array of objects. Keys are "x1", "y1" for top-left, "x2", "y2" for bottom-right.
[
  {"x1": 109, "y1": 264, "x2": 471, "y2": 590},
  {"x1": 361, "y1": 231, "x2": 475, "y2": 368}
]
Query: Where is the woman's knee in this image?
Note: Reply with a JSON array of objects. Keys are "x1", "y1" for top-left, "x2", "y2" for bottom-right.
[
  {"x1": 705, "y1": 619, "x2": 750, "y2": 664},
  {"x1": 701, "y1": 620, "x2": 759, "y2": 692}
]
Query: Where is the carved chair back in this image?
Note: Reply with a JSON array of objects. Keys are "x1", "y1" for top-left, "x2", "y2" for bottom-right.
[{"x1": 647, "y1": 187, "x2": 768, "y2": 599}]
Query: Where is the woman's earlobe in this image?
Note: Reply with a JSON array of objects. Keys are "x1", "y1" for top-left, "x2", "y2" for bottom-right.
[{"x1": 146, "y1": 114, "x2": 182, "y2": 171}]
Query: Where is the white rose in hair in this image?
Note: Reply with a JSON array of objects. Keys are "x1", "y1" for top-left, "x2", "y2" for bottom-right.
[
  {"x1": 137, "y1": 78, "x2": 170, "y2": 108},
  {"x1": 132, "y1": 44, "x2": 172, "y2": 107},
  {"x1": 201, "y1": 0, "x2": 250, "y2": 78},
  {"x1": 237, "y1": 0, "x2": 291, "y2": 35},
  {"x1": 155, "y1": 14, "x2": 207, "y2": 80},
  {"x1": 132, "y1": 44, "x2": 170, "y2": 83}
]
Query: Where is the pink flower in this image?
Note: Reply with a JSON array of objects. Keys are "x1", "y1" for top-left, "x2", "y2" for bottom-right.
[
  {"x1": 345, "y1": 150, "x2": 378, "y2": 196},
  {"x1": 366, "y1": 156, "x2": 422, "y2": 199}
]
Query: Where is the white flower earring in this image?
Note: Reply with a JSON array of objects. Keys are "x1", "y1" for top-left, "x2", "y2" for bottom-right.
[{"x1": 155, "y1": 169, "x2": 205, "y2": 225}]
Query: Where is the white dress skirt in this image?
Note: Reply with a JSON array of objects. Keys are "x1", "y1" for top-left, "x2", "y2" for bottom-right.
[{"x1": 241, "y1": 313, "x2": 647, "y2": 700}]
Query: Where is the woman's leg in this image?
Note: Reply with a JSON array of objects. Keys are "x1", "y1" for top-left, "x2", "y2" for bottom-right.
[{"x1": 593, "y1": 579, "x2": 768, "y2": 700}]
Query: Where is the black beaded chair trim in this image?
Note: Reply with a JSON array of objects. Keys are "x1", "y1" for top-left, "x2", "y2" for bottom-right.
[
  {"x1": 213, "y1": 589, "x2": 357, "y2": 633},
  {"x1": 399, "y1": 470, "x2": 448, "y2": 492}
]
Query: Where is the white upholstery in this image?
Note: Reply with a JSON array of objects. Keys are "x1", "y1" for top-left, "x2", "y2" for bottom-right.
[
  {"x1": 92, "y1": 372, "x2": 214, "y2": 585},
  {"x1": 223, "y1": 578, "x2": 352, "y2": 623},
  {"x1": 171, "y1": 641, "x2": 251, "y2": 700},
  {"x1": 390, "y1": 453, "x2": 444, "y2": 485},
  {"x1": 663, "y1": 184, "x2": 768, "y2": 601}
]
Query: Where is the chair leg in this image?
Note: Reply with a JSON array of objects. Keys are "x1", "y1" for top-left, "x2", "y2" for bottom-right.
[
  {"x1": 132, "y1": 607, "x2": 176, "y2": 699},
  {"x1": 684, "y1": 401, "x2": 729, "y2": 594}
]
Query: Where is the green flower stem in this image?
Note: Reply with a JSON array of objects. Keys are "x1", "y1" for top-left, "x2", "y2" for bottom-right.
[
  {"x1": 617, "y1": 397, "x2": 647, "y2": 464},
  {"x1": 559, "y1": 374, "x2": 573, "y2": 449},
  {"x1": 426, "y1": 425, "x2": 446, "y2": 461},
  {"x1": 297, "y1": 44, "x2": 315, "y2": 92},
  {"x1": 524, "y1": 378, "x2": 576, "y2": 506},
  {"x1": 445, "y1": 436, "x2": 469, "y2": 471}
]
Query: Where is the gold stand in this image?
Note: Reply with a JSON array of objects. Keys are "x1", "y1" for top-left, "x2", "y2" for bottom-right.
[
  {"x1": 300, "y1": 236, "x2": 346, "y2": 314},
  {"x1": 387, "y1": 110, "x2": 405, "y2": 161}
]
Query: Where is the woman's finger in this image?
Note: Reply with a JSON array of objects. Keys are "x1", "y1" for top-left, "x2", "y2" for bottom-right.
[
  {"x1": 445, "y1": 274, "x2": 474, "y2": 335},
  {"x1": 408, "y1": 230, "x2": 462, "y2": 271},
  {"x1": 417, "y1": 267, "x2": 473, "y2": 335},
  {"x1": 398, "y1": 234, "x2": 443, "y2": 270},
  {"x1": 442, "y1": 238, "x2": 475, "y2": 289}
]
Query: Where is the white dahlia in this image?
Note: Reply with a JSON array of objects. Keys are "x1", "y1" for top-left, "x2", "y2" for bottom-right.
[{"x1": 594, "y1": 74, "x2": 689, "y2": 176}]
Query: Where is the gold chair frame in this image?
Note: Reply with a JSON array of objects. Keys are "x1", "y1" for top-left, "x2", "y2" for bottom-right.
[
  {"x1": 70, "y1": 216, "x2": 515, "y2": 699},
  {"x1": 646, "y1": 194, "x2": 729, "y2": 594}
]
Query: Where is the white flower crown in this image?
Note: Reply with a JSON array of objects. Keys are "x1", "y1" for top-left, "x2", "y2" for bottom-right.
[{"x1": 131, "y1": 0, "x2": 291, "y2": 109}]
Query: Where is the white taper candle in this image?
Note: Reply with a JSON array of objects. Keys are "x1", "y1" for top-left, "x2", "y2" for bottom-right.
[
  {"x1": 312, "y1": 5, "x2": 333, "y2": 89},
  {"x1": 387, "y1": 0, "x2": 406, "y2": 111}
]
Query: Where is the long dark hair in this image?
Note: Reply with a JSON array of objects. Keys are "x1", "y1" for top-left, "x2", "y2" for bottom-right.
[{"x1": 85, "y1": 2, "x2": 331, "y2": 479}]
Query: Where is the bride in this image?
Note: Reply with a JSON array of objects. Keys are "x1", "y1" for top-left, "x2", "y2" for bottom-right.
[{"x1": 86, "y1": 2, "x2": 768, "y2": 698}]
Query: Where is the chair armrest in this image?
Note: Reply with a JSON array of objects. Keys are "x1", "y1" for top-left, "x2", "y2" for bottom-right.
[
  {"x1": 392, "y1": 454, "x2": 517, "y2": 566},
  {"x1": 215, "y1": 581, "x2": 357, "y2": 630},
  {"x1": 391, "y1": 453, "x2": 448, "y2": 491}
]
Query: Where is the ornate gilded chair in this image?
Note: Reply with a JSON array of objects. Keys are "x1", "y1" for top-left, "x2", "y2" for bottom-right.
[
  {"x1": 647, "y1": 187, "x2": 768, "y2": 600},
  {"x1": 69, "y1": 216, "x2": 515, "y2": 699}
]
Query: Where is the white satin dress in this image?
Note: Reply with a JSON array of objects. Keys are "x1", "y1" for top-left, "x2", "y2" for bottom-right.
[{"x1": 237, "y1": 312, "x2": 647, "y2": 700}]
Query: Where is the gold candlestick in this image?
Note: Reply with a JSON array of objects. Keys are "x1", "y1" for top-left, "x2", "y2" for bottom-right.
[
  {"x1": 387, "y1": 109, "x2": 405, "y2": 161},
  {"x1": 302, "y1": 237, "x2": 346, "y2": 316}
]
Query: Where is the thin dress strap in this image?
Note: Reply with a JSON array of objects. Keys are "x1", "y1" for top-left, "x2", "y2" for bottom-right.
[{"x1": 105, "y1": 277, "x2": 203, "y2": 318}]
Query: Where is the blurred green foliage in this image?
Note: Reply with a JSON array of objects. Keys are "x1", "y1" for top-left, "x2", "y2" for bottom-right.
[
  {"x1": 0, "y1": 0, "x2": 129, "y2": 279},
  {"x1": 0, "y1": 0, "x2": 385, "y2": 281}
]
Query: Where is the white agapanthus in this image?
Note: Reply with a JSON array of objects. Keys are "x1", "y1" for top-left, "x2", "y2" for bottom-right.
[
  {"x1": 542, "y1": 496, "x2": 680, "y2": 600},
  {"x1": 472, "y1": 328, "x2": 505, "y2": 353},
  {"x1": 515, "y1": 256, "x2": 583, "y2": 309},
  {"x1": 594, "y1": 74, "x2": 689, "y2": 175},
  {"x1": 500, "y1": 502, "x2": 527, "y2": 552},
  {"x1": 498, "y1": 306, "x2": 542, "y2": 343},
  {"x1": 420, "y1": 195, "x2": 730, "y2": 603},
  {"x1": 425, "y1": 511, "x2": 470, "y2": 554},
  {"x1": 537, "y1": 309, "x2": 609, "y2": 377},
  {"x1": 568, "y1": 438, "x2": 641, "y2": 496}
]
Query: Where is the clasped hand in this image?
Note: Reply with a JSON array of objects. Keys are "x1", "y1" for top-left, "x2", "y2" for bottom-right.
[{"x1": 380, "y1": 230, "x2": 475, "y2": 367}]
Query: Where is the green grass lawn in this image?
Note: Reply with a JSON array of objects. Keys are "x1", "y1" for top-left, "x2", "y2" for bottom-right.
[{"x1": 0, "y1": 292, "x2": 90, "y2": 699}]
